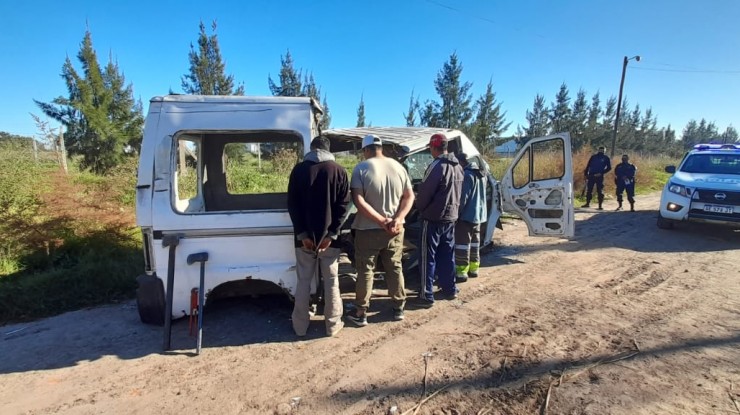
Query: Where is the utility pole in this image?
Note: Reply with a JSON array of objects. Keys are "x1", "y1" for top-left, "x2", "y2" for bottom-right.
[{"x1": 610, "y1": 55, "x2": 640, "y2": 157}]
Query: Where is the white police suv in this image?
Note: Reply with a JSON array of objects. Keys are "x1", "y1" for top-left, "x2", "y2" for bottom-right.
[{"x1": 657, "y1": 143, "x2": 740, "y2": 229}]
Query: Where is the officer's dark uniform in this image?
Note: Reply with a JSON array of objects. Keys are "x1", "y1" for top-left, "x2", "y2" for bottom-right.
[
  {"x1": 583, "y1": 148, "x2": 611, "y2": 209},
  {"x1": 614, "y1": 156, "x2": 637, "y2": 211}
]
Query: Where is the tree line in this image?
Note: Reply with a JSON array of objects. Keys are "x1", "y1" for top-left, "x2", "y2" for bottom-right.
[{"x1": 22, "y1": 21, "x2": 737, "y2": 175}]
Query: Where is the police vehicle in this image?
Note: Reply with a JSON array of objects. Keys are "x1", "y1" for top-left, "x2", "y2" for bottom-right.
[{"x1": 657, "y1": 143, "x2": 740, "y2": 229}]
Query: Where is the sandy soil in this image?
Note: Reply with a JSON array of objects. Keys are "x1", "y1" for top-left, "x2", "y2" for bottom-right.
[{"x1": 1, "y1": 192, "x2": 739, "y2": 415}]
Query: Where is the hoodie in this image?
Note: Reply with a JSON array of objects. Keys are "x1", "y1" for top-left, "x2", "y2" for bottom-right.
[
  {"x1": 459, "y1": 161, "x2": 488, "y2": 224},
  {"x1": 287, "y1": 149, "x2": 350, "y2": 248},
  {"x1": 416, "y1": 153, "x2": 464, "y2": 222}
]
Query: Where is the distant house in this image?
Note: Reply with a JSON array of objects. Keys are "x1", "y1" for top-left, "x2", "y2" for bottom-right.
[{"x1": 493, "y1": 139, "x2": 518, "y2": 156}]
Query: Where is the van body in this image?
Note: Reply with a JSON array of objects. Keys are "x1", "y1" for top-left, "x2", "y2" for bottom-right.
[
  {"x1": 135, "y1": 95, "x2": 574, "y2": 324},
  {"x1": 135, "y1": 95, "x2": 322, "y2": 324}
]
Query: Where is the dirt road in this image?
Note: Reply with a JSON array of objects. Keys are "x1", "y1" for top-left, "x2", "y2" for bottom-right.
[{"x1": 1, "y1": 193, "x2": 738, "y2": 415}]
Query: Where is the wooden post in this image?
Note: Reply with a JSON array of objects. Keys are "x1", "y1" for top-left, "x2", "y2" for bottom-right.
[{"x1": 58, "y1": 126, "x2": 68, "y2": 174}]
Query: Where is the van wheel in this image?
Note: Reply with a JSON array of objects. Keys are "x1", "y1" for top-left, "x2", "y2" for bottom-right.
[
  {"x1": 136, "y1": 274, "x2": 165, "y2": 326},
  {"x1": 656, "y1": 215, "x2": 675, "y2": 230}
]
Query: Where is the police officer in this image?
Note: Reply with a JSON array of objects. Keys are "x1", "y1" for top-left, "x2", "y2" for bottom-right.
[
  {"x1": 614, "y1": 154, "x2": 637, "y2": 211},
  {"x1": 582, "y1": 146, "x2": 612, "y2": 210}
]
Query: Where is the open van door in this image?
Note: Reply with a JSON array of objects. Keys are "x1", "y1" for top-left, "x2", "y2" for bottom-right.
[{"x1": 500, "y1": 133, "x2": 574, "y2": 237}]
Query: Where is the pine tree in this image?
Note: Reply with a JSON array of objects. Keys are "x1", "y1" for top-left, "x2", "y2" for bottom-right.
[
  {"x1": 681, "y1": 119, "x2": 718, "y2": 149},
  {"x1": 268, "y1": 50, "x2": 302, "y2": 96},
  {"x1": 34, "y1": 30, "x2": 143, "y2": 174},
  {"x1": 432, "y1": 52, "x2": 473, "y2": 129},
  {"x1": 596, "y1": 96, "x2": 617, "y2": 149},
  {"x1": 523, "y1": 94, "x2": 550, "y2": 144},
  {"x1": 320, "y1": 96, "x2": 331, "y2": 131},
  {"x1": 403, "y1": 89, "x2": 420, "y2": 127},
  {"x1": 586, "y1": 92, "x2": 602, "y2": 147},
  {"x1": 181, "y1": 21, "x2": 244, "y2": 95},
  {"x1": 470, "y1": 79, "x2": 510, "y2": 150},
  {"x1": 549, "y1": 83, "x2": 571, "y2": 134},
  {"x1": 419, "y1": 100, "x2": 441, "y2": 128},
  {"x1": 569, "y1": 89, "x2": 588, "y2": 149},
  {"x1": 299, "y1": 72, "x2": 330, "y2": 130},
  {"x1": 721, "y1": 126, "x2": 739, "y2": 143},
  {"x1": 356, "y1": 94, "x2": 366, "y2": 128}
]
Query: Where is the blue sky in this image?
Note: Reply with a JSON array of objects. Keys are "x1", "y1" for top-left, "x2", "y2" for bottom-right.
[{"x1": 1, "y1": 0, "x2": 738, "y2": 139}]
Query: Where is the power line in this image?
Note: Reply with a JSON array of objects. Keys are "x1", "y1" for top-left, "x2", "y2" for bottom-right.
[{"x1": 632, "y1": 66, "x2": 740, "y2": 74}]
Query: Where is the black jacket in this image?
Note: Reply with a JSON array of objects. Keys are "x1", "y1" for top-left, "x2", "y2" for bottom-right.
[
  {"x1": 287, "y1": 150, "x2": 350, "y2": 248},
  {"x1": 584, "y1": 153, "x2": 612, "y2": 176},
  {"x1": 416, "y1": 153, "x2": 464, "y2": 222}
]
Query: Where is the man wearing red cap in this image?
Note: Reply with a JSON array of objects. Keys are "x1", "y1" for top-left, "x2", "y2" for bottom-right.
[{"x1": 413, "y1": 133, "x2": 464, "y2": 308}]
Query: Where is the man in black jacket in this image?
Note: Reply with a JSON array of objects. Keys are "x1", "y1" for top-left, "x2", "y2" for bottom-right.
[
  {"x1": 413, "y1": 133, "x2": 464, "y2": 308},
  {"x1": 287, "y1": 137, "x2": 350, "y2": 337},
  {"x1": 582, "y1": 146, "x2": 612, "y2": 210},
  {"x1": 614, "y1": 154, "x2": 637, "y2": 211}
]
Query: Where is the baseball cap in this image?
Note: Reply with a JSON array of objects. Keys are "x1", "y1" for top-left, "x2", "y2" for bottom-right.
[
  {"x1": 429, "y1": 133, "x2": 447, "y2": 148},
  {"x1": 362, "y1": 134, "x2": 382, "y2": 149}
]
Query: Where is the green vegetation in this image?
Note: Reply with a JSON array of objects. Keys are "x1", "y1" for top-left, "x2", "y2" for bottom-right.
[{"x1": 0, "y1": 140, "x2": 141, "y2": 324}]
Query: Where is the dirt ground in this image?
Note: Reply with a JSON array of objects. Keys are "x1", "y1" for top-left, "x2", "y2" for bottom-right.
[{"x1": 1, "y1": 192, "x2": 739, "y2": 415}]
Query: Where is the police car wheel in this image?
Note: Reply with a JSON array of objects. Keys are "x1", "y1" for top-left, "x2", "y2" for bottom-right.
[{"x1": 656, "y1": 215, "x2": 675, "y2": 230}]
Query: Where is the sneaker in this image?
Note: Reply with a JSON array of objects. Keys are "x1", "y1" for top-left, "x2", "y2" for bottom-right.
[
  {"x1": 456, "y1": 274, "x2": 468, "y2": 283},
  {"x1": 435, "y1": 289, "x2": 459, "y2": 301},
  {"x1": 392, "y1": 308, "x2": 405, "y2": 321},
  {"x1": 615, "y1": 206, "x2": 623, "y2": 211},
  {"x1": 328, "y1": 321, "x2": 344, "y2": 337},
  {"x1": 581, "y1": 203, "x2": 590, "y2": 208},
  {"x1": 345, "y1": 310, "x2": 368, "y2": 327},
  {"x1": 597, "y1": 206, "x2": 604, "y2": 210},
  {"x1": 408, "y1": 298, "x2": 434, "y2": 309}
]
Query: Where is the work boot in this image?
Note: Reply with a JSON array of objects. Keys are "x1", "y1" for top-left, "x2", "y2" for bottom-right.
[
  {"x1": 581, "y1": 199, "x2": 591, "y2": 208},
  {"x1": 597, "y1": 203, "x2": 603, "y2": 210},
  {"x1": 615, "y1": 202, "x2": 623, "y2": 211},
  {"x1": 630, "y1": 202, "x2": 635, "y2": 212},
  {"x1": 455, "y1": 265, "x2": 469, "y2": 283},
  {"x1": 468, "y1": 262, "x2": 480, "y2": 278}
]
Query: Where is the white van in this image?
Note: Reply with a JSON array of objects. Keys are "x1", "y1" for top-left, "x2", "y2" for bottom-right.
[{"x1": 135, "y1": 95, "x2": 574, "y2": 325}]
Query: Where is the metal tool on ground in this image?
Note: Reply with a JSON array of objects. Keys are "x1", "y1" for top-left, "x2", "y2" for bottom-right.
[
  {"x1": 188, "y1": 288, "x2": 198, "y2": 336},
  {"x1": 187, "y1": 251, "x2": 209, "y2": 355},
  {"x1": 161, "y1": 233, "x2": 182, "y2": 351}
]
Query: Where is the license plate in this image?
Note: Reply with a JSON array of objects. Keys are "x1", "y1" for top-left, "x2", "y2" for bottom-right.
[{"x1": 703, "y1": 204, "x2": 734, "y2": 214}]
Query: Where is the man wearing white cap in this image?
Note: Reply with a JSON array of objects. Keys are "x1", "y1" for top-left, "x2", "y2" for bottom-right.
[{"x1": 346, "y1": 134, "x2": 415, "y2": 326}]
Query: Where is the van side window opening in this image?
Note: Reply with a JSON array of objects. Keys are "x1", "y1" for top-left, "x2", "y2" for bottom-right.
[
  {"x1": 175, "y1": 138, "x2": 201, "y2": 212},
  {"x1": 172, "y1": 131, "x2": 304, "y2": 213}
]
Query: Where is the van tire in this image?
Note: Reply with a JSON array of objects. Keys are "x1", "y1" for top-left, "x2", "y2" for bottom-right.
[{"x1": 136, "y1": 274, "x2": 165, "y2": 326}]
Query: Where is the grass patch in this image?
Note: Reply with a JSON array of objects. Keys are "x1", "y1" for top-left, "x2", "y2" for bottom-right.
[{"x1": 0, "y1": 229, "x2": 141, "y2": 324}]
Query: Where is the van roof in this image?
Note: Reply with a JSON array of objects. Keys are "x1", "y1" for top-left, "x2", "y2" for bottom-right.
[
  {"x1": 150, "y1": 94, "x2": 323, "y2": 114},
  {"x1": 324, "y1": 127, "x2": 465, "y2": 154}
]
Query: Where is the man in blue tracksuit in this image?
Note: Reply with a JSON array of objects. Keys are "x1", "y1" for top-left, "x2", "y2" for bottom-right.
[
  {"x1": 582, "y1": 146, "x2": 612, "y2": 210},
  {"x1": 413, "y1": 133, "x2": 464, "y2": 308},
  {"x1": 614, "y1": 154, "x2": 637, "y2": 211},
  {"x1": 455, "y1": 153, "x2": 487, "y2": 282}
]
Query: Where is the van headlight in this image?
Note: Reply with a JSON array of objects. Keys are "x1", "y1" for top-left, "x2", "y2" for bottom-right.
[{"x1": 668, "y1": 182, "x2": 687, "y2": 196}]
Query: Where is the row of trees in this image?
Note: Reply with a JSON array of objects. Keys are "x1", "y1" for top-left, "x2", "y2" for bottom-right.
[
  {"x1": 30, "y1": 22, "x2": 737, "y2": 175},
  {"x1": 390, "y1": 52, "x2": 737, "y2": 156},
  {"x1": 33, "y1": 21, "x2": 332, "y2": 174}
]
